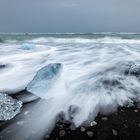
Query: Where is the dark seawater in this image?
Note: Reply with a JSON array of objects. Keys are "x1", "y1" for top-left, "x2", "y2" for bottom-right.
[{"x1": 0, "y1": 33, "x2": 140, "y2": 140}]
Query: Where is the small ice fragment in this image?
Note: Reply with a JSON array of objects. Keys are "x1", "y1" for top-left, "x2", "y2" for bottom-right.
[
  {"x1": 0, "y1": 93, "x2": 22, "y2": 121},
  {"x1": 20, "y1": 44, "x2": 35, "y2": 50}
]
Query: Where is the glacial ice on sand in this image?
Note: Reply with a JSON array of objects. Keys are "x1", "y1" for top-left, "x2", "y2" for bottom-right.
[
  {"x1": 1, "y1": 34, "x2": 140, "y2": 140},
  {"x1": 20, "y1": 44, "x2": 35, "y2": 50},
  {"x1": 27, "y1": 63, "x2": 62, "y2": 99},
  {"x1": 0, "y1": 93, "x2": 22, "y2": 121}
]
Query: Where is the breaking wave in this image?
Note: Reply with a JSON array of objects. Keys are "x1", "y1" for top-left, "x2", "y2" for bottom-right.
[{"x1": 1, "y1": 33, "x2": 140, "y2": 139}]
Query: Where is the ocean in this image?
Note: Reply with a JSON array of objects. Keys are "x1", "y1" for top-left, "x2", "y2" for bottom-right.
[{"x1": 0, "y1": 33, "x2": 140, "y2": 139}]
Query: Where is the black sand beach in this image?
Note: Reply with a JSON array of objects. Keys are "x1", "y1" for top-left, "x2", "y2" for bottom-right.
[
  {"x1": 47, "y1": 105, "x2": 140, "y2": 140},
  {"x1": 1, "y1": 99, "x2": 140, "y2": 140},
  {"x1": 1, "y1": 33, "x2": 140, "y2": 140}
]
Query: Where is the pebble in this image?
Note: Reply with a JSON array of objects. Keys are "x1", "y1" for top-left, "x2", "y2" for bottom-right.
[
  {"x1": 87, "y1": 131, "x2": 93, "y2": 137},
  {"x1": 101, "y1": 117, "x2": 108, "y2": 121},
  {"x1": 80, "y1": 126, "x2": 86, "y2": 132},
  {"x1": 69, "y1": 124, "x2": 76, "y2": 131},
  {"x1": 112, "y1": 129, "x2": 118, "y2": 136},
  {"x1": 90, "y1": 121, "x2": 97, "y2": 126},
  {"x1": 59, "y1": 130, "x2": 66, "y2": 137},
  {"x1": 124, "y1": 124, "x2": 128, "y2": 128},
  {"x1": 134, "y1": 109, "x2": 138, "y2": 113}
]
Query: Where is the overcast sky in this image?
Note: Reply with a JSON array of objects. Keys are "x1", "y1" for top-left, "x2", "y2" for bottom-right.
[{"x1": 0, "y1": 0, "x2": 140, "y2": 33}]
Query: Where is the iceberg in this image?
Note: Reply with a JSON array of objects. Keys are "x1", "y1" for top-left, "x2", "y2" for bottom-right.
[
  {"x1": 0, "y1": 93, "x2": 22, "y2": 121},
  {"x1": 20, "y1": 44, "x2": 35, "y2": 50},
  {"x1": 26, "y1": 63, "x2": 62, "y2": 98}
]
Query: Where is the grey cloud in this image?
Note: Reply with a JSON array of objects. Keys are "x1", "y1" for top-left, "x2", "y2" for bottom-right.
[{"x1": 0, "y1": 0, "x2": 140, "y2": 33}]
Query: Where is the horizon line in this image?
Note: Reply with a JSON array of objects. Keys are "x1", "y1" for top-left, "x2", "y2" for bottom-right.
[{"x1": 0, "y1": 32, "x2": 140, "y2": 35}]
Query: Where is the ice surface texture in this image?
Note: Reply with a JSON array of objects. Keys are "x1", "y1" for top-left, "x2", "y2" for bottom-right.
[
  {"x1": 27, "y1": 63, "x2": 62, "y2": 99},
  {"x1": 0, "y1": 93, "x2": 22, "y2": 121}
]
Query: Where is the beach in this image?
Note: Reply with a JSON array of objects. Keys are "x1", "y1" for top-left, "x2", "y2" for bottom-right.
[{"x1": 0, "y1": 33, "x2": 140, "y2": 139}]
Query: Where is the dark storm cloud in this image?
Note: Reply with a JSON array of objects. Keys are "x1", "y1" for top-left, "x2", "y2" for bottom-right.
[{"x1": 0, "y1": 0, "x2": 140, "y2": 32}]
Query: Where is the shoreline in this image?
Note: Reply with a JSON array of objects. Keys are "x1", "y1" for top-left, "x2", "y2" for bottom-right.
[
  {"x1": 0, "y1": 93, "x2": 140, "y2": 140},
  {"x1": 47, "y1": 105, "x2": 140, "y2": 140}
]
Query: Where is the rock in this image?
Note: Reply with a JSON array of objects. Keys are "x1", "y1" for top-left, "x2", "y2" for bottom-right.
[
  {"x1": 112, "y1": 129, "x2": 118, "y2": 136},
  {"x1": 87, "y1": 131, "x2": 93, "y2": 137},
  {"x1": 68, "y1": 104, "x2": 79, "y2": 120},
  {"x1": 27, "y1": 63, "x2": 62, "y2": 99},
  {"x1": 80, "y1": 126, "x2": 86, "y2": 132},
  {"x1": 59, "y1": 130, "x2": 66, "y2": 137},
  {"x1": 69, "y1": 124, "x2": 76, "y2": 131},
  {"x1": 101, "y1": 77, "x2": 124, "y2": 91},
  {"x1": 102, "y1": 79, "x2": 122, "y2": 88},
  {"x1": 0, "y1": 64, "x2": 6, "y2": 69},
  {"x1": 0, "y1": 64, "x2": 7, "y2": 70},
  {"x1": 0, "y1": 93, "x2": 22, "y2": 121},
  {"x1": 90, "y1": 121, "x2": 97, "y2": 126},
  {"x1": 125, "y1": 63, "x2": 140, "y2": 78},
  {"x1": 56, "y1": 123, "x2": 63, "y2": 128},
  {"x1": 126, "y1": 102, "x2": 134, "y2": 107},
  {"x1": 56, "y1": 111, "x2": 66, "y2": 122},
  {"x1": 134, "y1": 109, "x2": 138, "y2": 113},
  {"x1": 101, "y1": 117, "x2": 108, "y2": 121},
  {"x1": 124, "y1": 124, "x2": 128, "y2": 128}
]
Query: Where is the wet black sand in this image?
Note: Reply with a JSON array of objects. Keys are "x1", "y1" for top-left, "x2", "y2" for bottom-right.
[
  {"x1": 0, "y1": 95, "x2": 140, "y2": 140},
  {"x1": 46, "y1": 105, "x2": 140, "y2": 140}
]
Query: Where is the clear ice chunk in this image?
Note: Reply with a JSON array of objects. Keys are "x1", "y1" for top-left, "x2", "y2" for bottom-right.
[
  {"x1": 27, "y1": 63, "x2": 62, "y2": 98},
  {"x1": 0, "y1": 93, "x2": 22, "y2": 121}
]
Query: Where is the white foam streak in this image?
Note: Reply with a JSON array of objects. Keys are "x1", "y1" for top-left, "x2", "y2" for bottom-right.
[
  {"x1": 25, "y1": 37, "x2": 140, "y2": 44},
  {"x1": 1, "y1": 36, "x2": 140, "y2": 139}
]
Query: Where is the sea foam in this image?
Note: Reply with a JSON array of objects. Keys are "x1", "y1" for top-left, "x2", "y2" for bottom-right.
[{"x1": 1, "y1": 34, "x2": 140, "y2": 139}]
